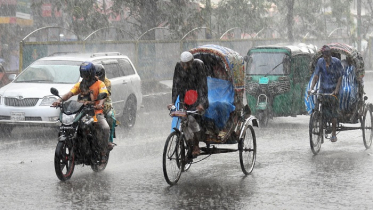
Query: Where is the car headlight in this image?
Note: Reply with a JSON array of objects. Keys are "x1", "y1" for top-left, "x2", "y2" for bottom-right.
[
  {"x1": 61, "y1": 113, "x2": 76, "y2": 125},
  {"x1": 40, "y1": 96, "x2": 59, "y2": 106}
]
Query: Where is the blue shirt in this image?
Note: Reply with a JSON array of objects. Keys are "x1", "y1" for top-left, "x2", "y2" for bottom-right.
[{"x1": 314, "y1": 57, "x2": 343, "y2": 93}]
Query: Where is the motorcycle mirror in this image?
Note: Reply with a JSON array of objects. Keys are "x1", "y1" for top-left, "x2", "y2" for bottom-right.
[
  {"x1": 50, "y1": 87, "x2": 60, "y2": 97},
  {"x1": 96, "y1": 92, "x2": 107, "y2": 101}
]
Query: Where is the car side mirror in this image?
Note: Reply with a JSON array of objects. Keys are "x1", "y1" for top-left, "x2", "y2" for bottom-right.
[
  {"x1": 244, "y1": 55, "x2": 249, "y2": 62},
  {"x1": 8, "y1": 74, "x2": 16, "y2": 81}
]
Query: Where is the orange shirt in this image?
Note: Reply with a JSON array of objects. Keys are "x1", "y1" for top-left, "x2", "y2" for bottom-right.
[{"x1": 70, "y1": 80, "x2": 108, "y2": 121}]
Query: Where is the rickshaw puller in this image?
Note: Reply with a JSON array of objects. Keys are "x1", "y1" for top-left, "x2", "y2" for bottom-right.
[
  {"x1": 168, "y1": 51, "x2": 209, "y2": 157},
  {"x1": 309, "y1": 45, "x2": 343, "y2": 142}
]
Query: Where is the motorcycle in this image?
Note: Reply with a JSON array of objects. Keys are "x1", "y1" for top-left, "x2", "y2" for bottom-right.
[{"x1": 50, "y1": 87, "x2": 110, "y2": 181}]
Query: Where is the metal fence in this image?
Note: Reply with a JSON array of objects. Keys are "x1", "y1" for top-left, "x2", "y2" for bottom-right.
[{"x1": 20, "y1": 31, "x2": 360, "y2": 82}]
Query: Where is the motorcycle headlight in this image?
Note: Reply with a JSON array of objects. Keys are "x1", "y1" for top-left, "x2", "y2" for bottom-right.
[
  {"x1": 61, "y1": 113, "x2": 76, "y2": 125},
  {"x1": 40, "y1": 96, "x2": 59, "y2": 106}
]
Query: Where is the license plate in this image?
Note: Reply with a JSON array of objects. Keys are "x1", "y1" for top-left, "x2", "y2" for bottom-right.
[
  {"x1": 11, "y1": 112, "x2": 25, "y2": 121},
  {"x1": 259, "y1": 77, "x2": 269, "y2": 84}
]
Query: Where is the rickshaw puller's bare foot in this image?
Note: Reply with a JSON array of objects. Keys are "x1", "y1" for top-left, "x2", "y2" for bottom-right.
[{"x1": 192, "y1": 145, "x2": 200, "y2": 157}]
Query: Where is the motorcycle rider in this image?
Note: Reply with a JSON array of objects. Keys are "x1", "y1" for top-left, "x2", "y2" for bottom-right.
[
  {"x1": 52, "y1": 61, "x2": 110, "y2": 162},
  {"x1": 95, "y1": 64, "x2": 116, "y2": 150}
]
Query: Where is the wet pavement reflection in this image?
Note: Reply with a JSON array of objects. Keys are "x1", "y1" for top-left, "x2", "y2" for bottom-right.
[{"x1": 1, "y1": 74, "x2": 373, "y2": 209}]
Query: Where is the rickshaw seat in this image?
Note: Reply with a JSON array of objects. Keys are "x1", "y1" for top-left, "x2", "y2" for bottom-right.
[{"x1": 204, "y1": 76, "x2": 235, "y2": 129}]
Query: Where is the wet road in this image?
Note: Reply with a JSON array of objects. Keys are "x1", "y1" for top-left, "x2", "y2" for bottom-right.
[{"x1": 1, "y1": 74, "x2": 373, "y2": 210}]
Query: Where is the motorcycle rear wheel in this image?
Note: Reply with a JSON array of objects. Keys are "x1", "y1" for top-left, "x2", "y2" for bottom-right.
[{"x1": 54, "y1": 141, "x2": 75, "y2": 181}]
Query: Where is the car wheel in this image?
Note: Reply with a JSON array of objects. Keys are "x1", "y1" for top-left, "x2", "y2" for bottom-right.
[{"x1": 121, "y1": 95, "x2": 137, "y2": 128}]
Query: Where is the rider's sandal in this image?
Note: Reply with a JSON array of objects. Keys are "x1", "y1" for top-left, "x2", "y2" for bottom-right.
[
  {"x1": 108, "y1": 142, "x2": 116, "y2": 151},
  {"x1": 330, "y1": 136, "x2": 337, "y2": 143}
]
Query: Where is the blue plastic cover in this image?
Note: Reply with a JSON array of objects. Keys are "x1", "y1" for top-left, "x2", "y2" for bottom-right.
[
  {"x1": 339, "y1": 66, "x2": 358, "y2": 111},
  {"x1": 304, "y1": 72, "x2": 319, "y2": 114},
  {"x1": 171, "y1": 96, "x2": 181, "y2": 132},
  {"x1": 304, "y1": 68, "x2": 359, "y2": 114},
  {"x1": 170, "y1": 77, "x2": 236, "y2": 132},
  {"x1": 203, "y1": 77, "x2": 235, "y2": 129}
]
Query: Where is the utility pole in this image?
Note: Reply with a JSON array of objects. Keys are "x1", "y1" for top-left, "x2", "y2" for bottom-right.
[
  {"x1": 206, "y1": 0, "x2": 212, "y2": 39},
  {"x1": 357, "y1": 0, "x2": 361, "y2": 52}
]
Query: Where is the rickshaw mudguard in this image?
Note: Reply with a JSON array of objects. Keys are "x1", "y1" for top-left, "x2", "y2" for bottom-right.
[
  {"x1": 238, "y1": 115, "x2": 259, "y2": 140},
  {"x1": 172, "y1": 127, "x2": 181, "y2": 135}
]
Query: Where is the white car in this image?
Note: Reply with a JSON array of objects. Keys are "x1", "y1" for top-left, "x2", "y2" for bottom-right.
[{"x1": 0, "y1": 52, "x2": 142, "y2": 136}]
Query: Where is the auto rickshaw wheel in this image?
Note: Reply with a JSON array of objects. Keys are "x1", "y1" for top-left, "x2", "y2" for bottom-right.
[
  {"x1": 258, "y1": 111, "x2": 269, "y2": 127},
  {"x1": 362, "y1": 104, "x2": 373, "y2": 149},
  {"x1": 309, "y1": 111, "x2": 323, "y2": 155}
]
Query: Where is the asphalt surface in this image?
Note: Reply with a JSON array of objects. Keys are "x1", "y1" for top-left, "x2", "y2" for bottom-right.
[{"x1": 0, "y1": 74, "x2": 373, "y2": 209}]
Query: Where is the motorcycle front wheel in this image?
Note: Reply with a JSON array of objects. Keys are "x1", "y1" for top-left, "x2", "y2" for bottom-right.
[
  {"x1": 91, "y1": 152, "x2": 110, "y2": 172},
  {"x1": 54, "y1": 141, "x2": 75, "y2": 181}
]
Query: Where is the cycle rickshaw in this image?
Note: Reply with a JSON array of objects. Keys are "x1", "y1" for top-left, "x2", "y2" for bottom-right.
[
  {"x1": 305, "y1": 43, "x2": 372, "y2": 155},
  {"x1": 162, "y1": 44, "x2": 258, "y2": 185}
]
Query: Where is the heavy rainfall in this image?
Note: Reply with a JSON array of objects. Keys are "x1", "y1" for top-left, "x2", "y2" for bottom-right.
[{"x1": 0, "y1": 0, "x2": 373, "y2": 209}]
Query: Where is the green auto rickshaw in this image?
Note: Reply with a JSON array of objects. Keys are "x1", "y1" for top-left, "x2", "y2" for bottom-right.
[{"x1": 245, "y1": 43, "x2": 317, "y2": 126}]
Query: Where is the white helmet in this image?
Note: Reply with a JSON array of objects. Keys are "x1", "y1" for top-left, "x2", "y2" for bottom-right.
[{"x1": 180, "y1": 51, "x2": 193, "y2": 62}]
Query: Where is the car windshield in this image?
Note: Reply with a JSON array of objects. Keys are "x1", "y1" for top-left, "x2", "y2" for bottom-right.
[
  {"x1": 14, "y1": 60, "x2": 82, "y2": 83},
  {"x1": 247, "y1": 52, "x2": 289, "y2": 75}
]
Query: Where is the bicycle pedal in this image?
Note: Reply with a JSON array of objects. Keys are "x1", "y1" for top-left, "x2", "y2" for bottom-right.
[{"x1": 186, "y1": 158, "x2": 193, "y2": 164}]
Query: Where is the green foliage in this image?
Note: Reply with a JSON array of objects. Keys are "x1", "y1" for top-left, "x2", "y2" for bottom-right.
[
  {"x1": 30, "y1": 0, "x2": 371, "y2": 42},
  {"x1": 215, "y1": 0, "x2": 271, "y2": 36},
  {"x1": 158, "y1": 0, "x2": 205, "y2": 38}
]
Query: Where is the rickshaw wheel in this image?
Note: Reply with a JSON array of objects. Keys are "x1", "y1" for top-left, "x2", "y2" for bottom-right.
[
  {"x1": 239, "y1": 125, "x2": 256, "y2": 175},
  {"x1": 309, "y1": 111, "x2": 323, "y2": 155},
  {"x1": 362, "y1": 104, "x2": 373, "y2": 149},
  {"x1": 162, "y1": 131, "x2": 183, "y2": 185}
]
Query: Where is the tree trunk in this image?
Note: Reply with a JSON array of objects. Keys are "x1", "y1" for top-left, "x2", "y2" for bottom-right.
[
  {"x1": 139, "y1": 0, "x2": 158, "y2": 40},
  {"x1": 286, "y1": 0, "x2": 294, "y2": 42}
]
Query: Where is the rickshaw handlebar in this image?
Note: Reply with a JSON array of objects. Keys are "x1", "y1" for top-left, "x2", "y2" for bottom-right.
[
  {"x1": 307, "y1": 89, "x2": 338, "y2": 101},
  {"x1": 309, "y1": 89, "x2": 336, "y2": 96},
  {"x1": 169, "y1": 109, "x2": 200, "y2": 117}
]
